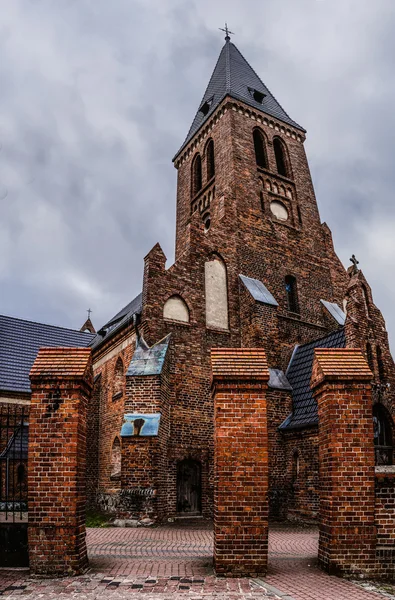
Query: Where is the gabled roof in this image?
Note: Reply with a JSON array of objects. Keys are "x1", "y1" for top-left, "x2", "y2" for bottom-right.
[
  {"x1": 176, "y1": 39, "x2": 304, "y2": 157},
  {"x1": 0, "y1": 314, "x2": 94, "y2": 394},
  {"x1": 91, "y1": 292, "x2": 142, "y2": 350},
  {"x1": 279, "y1": 328, "x2": 346, "y2": 431}
]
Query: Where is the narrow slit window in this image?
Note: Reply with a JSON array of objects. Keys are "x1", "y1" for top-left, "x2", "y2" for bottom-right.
[
  {"x1": 192, "y1": 154, "x2": 202, "y2": 196},
  {"x1": 273, "y1": 138, "x2": 289, "y2": 178},
  {"x1": 285, "y1": 275, "x2": 299, "y2": 314},
  {"x1": 253, "y1": 129, "x2": 268, "y2": 169},
  {"x1": 206, "y1": 139, "x2": 215, "y2": 180}
]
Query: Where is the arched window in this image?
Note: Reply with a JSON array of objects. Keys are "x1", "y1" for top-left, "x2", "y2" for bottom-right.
[
  {"x1": 253, "y1": 129, "x2": 268, "y2": 169},
  {"x1": 163, "y1": 295, "x2": 189, "y2": 323},
  {"x1": 113, "y1": 357, "x2": 124, "y2": 400},
  {"x1": 377, "y1": 346, "x2": 386, "y2": 381},
  {"x1": 192, "y1": 153, "x2": 202, "y2": 196},
  {"x1": 205, "y1": 255, "x2": 229, "y2": 330},
  {"x1": 206, "y1": 139, "x2": 215, "y2": 180},
  {"x1": 366, "y1": 343, "x2": 374, "y2": 374},
  {"x1": 273, "y1": 138, "x2": 289, "y2": 178},
  {"x1": 373, "y1": 404, "x2": 393, "y2": 465},
  {"x1": 285, "y1": 275, "x2": 299, "y2": 314},
  {"x1": 111, "y1": 437, "x2": 121, "y2": 478}
]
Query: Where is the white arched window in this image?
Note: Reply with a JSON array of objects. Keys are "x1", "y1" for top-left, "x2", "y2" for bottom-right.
[
  {"x1": 163, "y1": 295, "x2": 189, "y2": 323},
  {"x1": 205, "y1": 256, "x2": 228, "y2": 330}
]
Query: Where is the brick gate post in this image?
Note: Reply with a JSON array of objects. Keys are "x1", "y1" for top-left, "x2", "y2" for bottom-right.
[
  {"x1": 311, "y1": 348, "x2": 376, "y2": 578},
  {"x1": 29, "y1": 348, "x2": 93, "y2": 577},
  {"x1": 211, "y1": 348, "x2": 270, "y2": 577}
]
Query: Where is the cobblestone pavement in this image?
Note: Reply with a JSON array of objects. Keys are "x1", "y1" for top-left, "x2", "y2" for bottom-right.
[{"x1": 0, "y1": 522, "x2": 392, "y2": 599}]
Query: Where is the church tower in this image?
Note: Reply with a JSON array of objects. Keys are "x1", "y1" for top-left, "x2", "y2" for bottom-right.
[{"x1": 172, "y1": 34, "x2": 348, "y2": 356}]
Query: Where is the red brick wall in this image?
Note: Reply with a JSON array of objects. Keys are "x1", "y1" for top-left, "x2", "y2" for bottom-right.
[
  {"x1": 211, "y1": 348, "x2": 269, "y2": 577},
  {"x1": 375, "y1": 471, "x2": 395, "y2": 580},
  {"x1": 311, "y1": 348, "x2": 376, "y2": 577},
  {"x1": 28, "y1": 348, "x2": 92, "y2": 577},
  {"x1": 282, "y1": 428, "x2": 320, "y2": 522}
]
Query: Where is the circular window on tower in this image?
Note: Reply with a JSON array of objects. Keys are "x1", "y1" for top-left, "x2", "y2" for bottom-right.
[
  {"x1": 203, "y1": 212, "x2": 211, "y2": 232},
  {"x1": 270, "y1": 200, "x2": 288, "y2": 221}
]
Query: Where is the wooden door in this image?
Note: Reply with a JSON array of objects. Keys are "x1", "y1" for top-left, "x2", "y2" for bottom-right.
[{"x1": 177, "y1": 459, "x2": 202, "y2": 514}]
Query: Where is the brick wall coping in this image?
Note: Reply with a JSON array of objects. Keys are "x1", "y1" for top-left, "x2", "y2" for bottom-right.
[
  {"x1": 211, "y1": 347, "x2": 269, "y2": 381},
  {"x1": 30, "y1": 347, "x2": 92, "y2": 380},
  {"x1": 375, "y1": 466, "x2": 395, "y2": 478},
  {"x1": 311, "y1": 348, "x2": 372, "y2": 390}
]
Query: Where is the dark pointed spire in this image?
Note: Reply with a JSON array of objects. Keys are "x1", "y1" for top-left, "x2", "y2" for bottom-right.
[{"x1": 175, "y1": 40, "x2": 305, "y2": 158}]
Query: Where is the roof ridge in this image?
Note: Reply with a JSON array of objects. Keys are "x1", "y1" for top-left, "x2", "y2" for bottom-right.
[{"x1": 0, "y1": 313, "x2": 95, "y2": 337}]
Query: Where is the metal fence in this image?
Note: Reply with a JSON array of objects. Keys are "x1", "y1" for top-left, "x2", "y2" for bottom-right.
[{"x1": 0, "y1": 403, "x2": 29, "y2": 567}]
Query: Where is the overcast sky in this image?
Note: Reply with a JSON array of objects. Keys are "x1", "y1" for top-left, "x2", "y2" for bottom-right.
[{"x1": 1, "y1": 0, "x2": 395, "y2": 347}]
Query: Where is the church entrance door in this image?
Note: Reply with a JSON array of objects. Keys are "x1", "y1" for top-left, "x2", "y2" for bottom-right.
[{"x1": 176, "y1": 459, "x2": 202, "y2": 514}]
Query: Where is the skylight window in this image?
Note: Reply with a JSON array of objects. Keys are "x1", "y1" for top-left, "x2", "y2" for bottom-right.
[
  {"x1": 199, "y1": 97, "x2": 213, "y2": 116},
  {"x1": 248, "y1": 88, "x2": 265, "y2": 104}
]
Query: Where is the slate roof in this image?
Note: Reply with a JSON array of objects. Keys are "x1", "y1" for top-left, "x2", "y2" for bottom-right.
[
  {"x1": 0, "y1": 314, "x2": 95, "y2": 394},
  {"x1": 91, "y1": 292, "x2": 142, "y2": 350},
  {"x1": 127, "y1": 334, "x2": 171, "y2": 377},
  {"x1": 320, "y1": 300, "x2": 346, "y2": 326},
  {"x1": 176, "y1": 40, "x2": 304, "y2": 157},
  {"x1": 279, "y1": 328, "x2": 346, "y2": 430},
  {"x1": 0, "y1": 423, "x2": 28, "y2": 460},
  {"x1": 239, "y1": 274, "x2": 278, "y2": 306}
]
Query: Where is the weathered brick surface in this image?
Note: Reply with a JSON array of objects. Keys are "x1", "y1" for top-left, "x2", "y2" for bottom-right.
[
  {"x1": 211, "y1": 348, "x2": 269, "y2": 577},
  {"x1": 375, "y1": 471, "x2": 395, "y2": 580},
  {"x1": 28, "y1": 348, "x2": 92, "y2": 576},
  {"x1": 311, "y1": 348, "x2": 376, "y2": 578}
]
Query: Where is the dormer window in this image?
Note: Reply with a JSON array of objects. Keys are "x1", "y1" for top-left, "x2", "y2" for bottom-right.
[
  {"x1": 248, "y1": 88, "x2": 265, "y2": 104},
  {"x1": 199, "y1": 97, "x2": 213, "y2": 116}
]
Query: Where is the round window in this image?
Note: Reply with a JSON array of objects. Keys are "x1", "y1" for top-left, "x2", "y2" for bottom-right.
[{"x1": 270, "y1": 201, "x2": 288, "y2": 221}]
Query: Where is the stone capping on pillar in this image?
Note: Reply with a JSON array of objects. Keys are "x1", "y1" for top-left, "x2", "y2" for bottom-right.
[
  {"x1": 30, "y1": 347, "x2": 93, "y2": 382},
  {"x1": 211, "y1": 347, "x2": 270, "y2": 383},
  {"x1": 311, "y1": 347, "x2": 373, "y2": 389}
]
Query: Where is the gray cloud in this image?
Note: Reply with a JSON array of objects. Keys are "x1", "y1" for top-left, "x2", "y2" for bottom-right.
[{"x1": 1, "y1": 0, "x2": 395, "y2": 347}]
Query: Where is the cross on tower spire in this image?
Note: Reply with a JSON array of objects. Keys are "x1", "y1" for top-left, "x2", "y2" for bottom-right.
[
  {"x1": 87, "y1": 308, "x2": 92, "y2": 319},
  {"x1": 219, "y1": 23, "x2": 235, "y2": 42}
]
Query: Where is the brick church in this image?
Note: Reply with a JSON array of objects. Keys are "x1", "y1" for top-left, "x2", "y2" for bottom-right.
[{"x1": 1, "y1": 34, "x2": 394, "y2": 524}]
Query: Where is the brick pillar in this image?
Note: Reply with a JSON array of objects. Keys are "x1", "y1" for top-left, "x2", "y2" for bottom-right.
[
  {"x1": 29, "y1": 348, "x2": 93, "y2": 577},
  {"x1": 311, "y1": 348, "x2": 376, "y2": 577},
  {"x1": 211, "y1": 348, "x2": 269, "y2": 577}
]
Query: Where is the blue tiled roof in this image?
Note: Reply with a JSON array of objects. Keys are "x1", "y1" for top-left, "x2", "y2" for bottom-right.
[
  {"x1": 280, "y1": 328, "x2": 346, "y2": 431},
  {"x1": 0, "y1": 314, "x2": 95, "y2": 394},
  {"x1": 175, "y1": 40, "x2": 304, "y2": 157}
]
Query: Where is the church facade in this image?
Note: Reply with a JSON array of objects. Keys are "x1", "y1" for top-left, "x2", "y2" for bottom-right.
[
  {"x1": 1, "y1": 36, "x2": 394, "y2": 526},
  {"x1": 85, "y1": 36, "x2": 395, "y2": 523}
]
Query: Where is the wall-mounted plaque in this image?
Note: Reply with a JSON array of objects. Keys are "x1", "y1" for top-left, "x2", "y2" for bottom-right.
[{"x1": 120, "y1": 413, "x2": 161, "y2": 437}]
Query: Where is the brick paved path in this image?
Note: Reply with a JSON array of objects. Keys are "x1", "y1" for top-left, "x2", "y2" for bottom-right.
[{"x1": 0, "y1": 522, "x2": 392, "y2": 599}]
